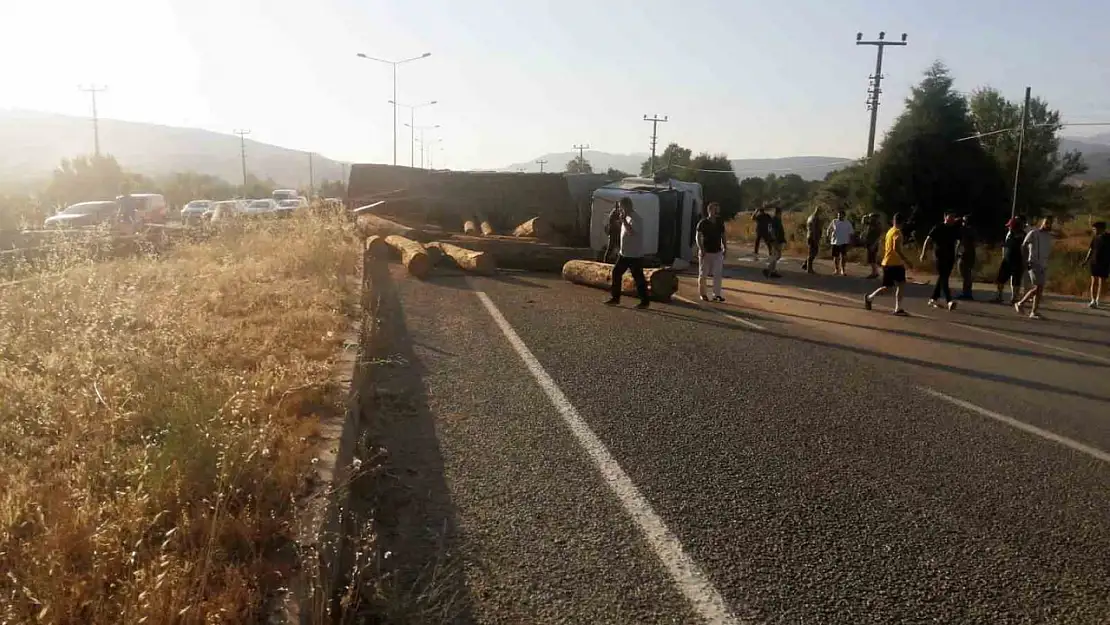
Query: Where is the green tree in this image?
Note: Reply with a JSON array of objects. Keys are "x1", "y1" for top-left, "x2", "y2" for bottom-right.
[
  {"x1": 640, "y1": 143, "x2": 692, "y2": 176},
  {"x1": 158, "y1": 171, "x2": 236, "y2": 209},
  {"x1": 680, "y1": 153, "x2": 743, "y2": 220},
  {"x1": 43, "y1": 155, "x2": 150, "y2": 208},
  {"x1": 872, "y1": 61, "x2": 1008, "y2": 238},
  {"x1": 815, "y1": 161, "x2": 874, "y2": 216},
  {"x1": 738, "y1": 176, "x2": 767, "y2": 210},
  {"x1": 605, "y1": 167, "x2": 631, "y2": 179},
  {"x1": 317, "y1": 179, "x2": 347, "y2": 198},
  {"x1": 969, "y1": 87, "x2": 1087, "y2": 218},
  {"x1": 566, "y1": 156, "x2": 593, "y2": 174},
  {"x1": 241, "y1": 174, "x2": 278, "y2": 199}
]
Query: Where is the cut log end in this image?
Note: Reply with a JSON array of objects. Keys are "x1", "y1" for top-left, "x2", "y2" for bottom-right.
[
  {"x1": 384, "y1": 234, "x2": 432, "y2": 279},
  {"x1": 428, "y1": 241, "x2": 497, "y2": 275},
  {"x1": 463, "y1": 219, "x2": 479, "y2": 235},
  {"x1": 512, "y1": 216, "x2": 553, "y2": 240},
  {"x1": 365, "y1": 235, "x2": 390, "y2": 259}
]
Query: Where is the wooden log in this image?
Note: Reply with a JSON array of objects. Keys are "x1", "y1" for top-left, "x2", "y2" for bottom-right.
[
  {"x1": 511, "y1": 216, "x2": 553, "y2": 240},
  {"x1": 384, "y1": 235, "x2": 432, "y2": 279},
  {"x1": 364, "y1": 235, "x2": 390, "y2": 259},
  {"x1": 561, "y1": 260, "x2": 678, "y2": 302},
  {"x1": 444, "y1": 235, "x2": 592, "y2": 273},
  {"x1": 480, "y1": 220, "x2": 495, "y2": 236},
  {"x1": 427, "y1": 241, "x2": 496, "y2": 275},
  {"x1": 355, "y1": 213, "x2": 430, "y2": 242},
  {"x1": 463, "y1": 219, "x2": 479, "y2": 235}
]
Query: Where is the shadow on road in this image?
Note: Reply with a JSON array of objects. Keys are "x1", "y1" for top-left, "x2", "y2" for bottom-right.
[{"x1": 347, "y1": 260, "x2": 476, "y2": 624}]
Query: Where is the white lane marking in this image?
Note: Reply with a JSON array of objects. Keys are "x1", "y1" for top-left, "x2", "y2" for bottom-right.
[
  {"x1": 950, "y1": 322, "x2": 1110, "y2": 365},
  {"x1": 919, "y1": 386, "x2": 1110, "y2": 464},
  {"x1": 797, "y1": 287, "x2": 938, "y2": 319},
  {"x1": 475, "y1": 291, "x2": 743, "y2": 625},
  {"x1": 673, "y1": 295, "x2": 767, "y2": 331}
]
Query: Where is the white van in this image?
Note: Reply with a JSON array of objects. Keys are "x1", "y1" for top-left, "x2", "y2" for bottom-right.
[
  {"x1": 117, "y1": 193, "x2": 168, "y2": 224},
  {"x1": 272, "y1": 189, "x2": 299, "y2": 202}
]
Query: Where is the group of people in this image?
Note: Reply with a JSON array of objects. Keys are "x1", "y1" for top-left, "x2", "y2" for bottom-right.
[{"x1": 599, "y1": 195, "x2": 1110, "y2": 317}]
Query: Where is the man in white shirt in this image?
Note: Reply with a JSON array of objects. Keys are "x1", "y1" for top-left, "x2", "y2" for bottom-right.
[
  {"x1": 604, "y1": 197, "x2": 650, "y2": 309},
  {"x1": 1014, "y1": 215, "x2": 1054, "y2": 319},
  {"x1": 826, "y1": 210, "x2": 855, "y2": 276}
]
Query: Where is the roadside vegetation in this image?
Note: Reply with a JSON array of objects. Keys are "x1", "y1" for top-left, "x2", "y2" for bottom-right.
[{"x1": 0, "y1": 211, "x2": 361, "y2": 623}]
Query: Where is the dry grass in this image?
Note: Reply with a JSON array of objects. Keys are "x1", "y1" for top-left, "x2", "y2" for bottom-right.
[
  {"x1": 726, "y1": 211, "x2": 1109, "y2": 296},
  {"x1": 0, "y1": 211, "x2": 361, "y2": 623}
]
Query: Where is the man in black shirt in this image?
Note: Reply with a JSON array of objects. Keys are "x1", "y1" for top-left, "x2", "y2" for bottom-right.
[
  {"x1": 762, "y1": 204, "x2": 785, "y2": 278},
  {"x1": 601, "y1": 202, "x2": 622, "y2": 262},
  {"x1": 696, "y1": 201, "x2": 727, "y2": 302},
  {"x1": 919, "y1": 212, "x2": 960, "y2": 310},
  {"x1": 957, "y1": 215, "x2": 978, "y2": 300},
  {"x1": 1084, "y1": 221, "x2": 1110, "y2": 309},
  {"x1": 994, "y1": 217, "x2": 1025, "y2": 304},
  {"x1": 752, "y1": 207, "x2": 772, "y2": 258}
]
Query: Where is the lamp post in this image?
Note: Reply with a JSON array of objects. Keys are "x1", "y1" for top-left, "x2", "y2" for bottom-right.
[
  {"x1": 406, "y1": 123, "x2": 441, "y2": 169},
  {"x1": 389, "y1": 99, "x2": 437, "y2": 167},
  {"x1": 355, "y1": 51, "x2": 432, "y2": 166}
]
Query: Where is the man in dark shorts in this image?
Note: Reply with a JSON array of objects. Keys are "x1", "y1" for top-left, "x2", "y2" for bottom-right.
[
  {"x1": 993, "y1": 217, "x2": 1025, "y2": 304},
  {"x1": 865, "y1": 212, "x2": 912, "y2": 315},
  {"x1": 957, "y1": 215, "x2": 977, "y2": 300},
  {"x1": 752, "y1": 206, "x2": 771, "y2": 258},
  {"x1": 919, "y1": 212, "x2": 960, "y2": 311},
  {"x1": 826, "y1": 209, "x2": 855, "y2": 276},
  {"x1": 1083, "y1": 221, "x2": 1110, "y2": 309}
]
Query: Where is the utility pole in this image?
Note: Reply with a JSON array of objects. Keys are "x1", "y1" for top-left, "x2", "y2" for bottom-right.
[
  {"x1": 78, "y1": 84, "x2": 107, "y2": 157},
  {"x1": 1011, "y1": 86, "x2": 1032, "y2": 219},
  {"x1": 572, "y1": 144, "x2": 590, "y2": 163},
  {"x1": 233, "y1": 129, "x2": 251, "y2": 193},
  {"x1": 856, "y1": 32, "x2": 907, "y2": 158},
  {"x1": 536, "y1": 158, "x2": 548, "y2": 173},
  {"x1": 356, "y1": 52, "x2": 433, "y2": 166},
  {"x1": 643, "y1": 114, "x2": 668, "y2": 174},
  {"x1": 308, "y1": 152, "x2": 315, "y2": 197}
]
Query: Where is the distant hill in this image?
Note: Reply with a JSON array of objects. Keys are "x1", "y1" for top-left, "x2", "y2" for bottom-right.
[
  {"x1": 503, "y1": 151, "x2": 853, "y2": 181},
  {"x1": 0, "y1": 110, "x2": 347, "y2": 189},
  {"x1": 1060, "y1": 136, "x2": 1110, "y2": 182}
]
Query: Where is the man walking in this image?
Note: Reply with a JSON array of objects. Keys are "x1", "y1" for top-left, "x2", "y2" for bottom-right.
[
  {"x1": 1014, "y1": 215, "x2": 1055, "y2": 319},
  {"x1": 919, "y1": 212, "x2": 960, "y2": 311},
  {"x1": 762, "y1": 204, "x2": 785, "y2": 279},
  {"x1": 604, "y1": 197, "x2": 650, "y2": 309},
  {"x1": 1082, "y1": 220, "x2": 1109, "y2": 309},
  {"x1": 802, "y1": 206, "x2": 822, "y2": 273},
  {"x1": 862, "y1": 213, "x2": 882, "y2": 279},
  {"x1": 957, "y1": 215, "x2": 978, "y2": 300},
  {"x1": 865, "y1": 212, "x2": 912, "y2": 316},
  {"x1": 827, "y1": 209, "x2": 855, "y2": 276},
  {"x1": 696, "y1": 201, "x2": 727, "y2": 302},
  {"x1": 752, "y1": 206, "x2": 771, "y2": 258},
  {"x1": 993, "y1": 217, "x2": 1025, "y2": 304},
  {"x1": 601, "y1": 201, "x2": 622, "y2": 263}
]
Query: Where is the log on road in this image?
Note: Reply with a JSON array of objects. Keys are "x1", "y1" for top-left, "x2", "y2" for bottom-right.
[
  {"x1": 463, "y1": 219, "x2": 479, "y2": 236},
  {"x1": 561, "y1": 260, "x2": 678, "y2": 302},
  {"x1": 355, "y1": 213, "x2": 431, "y2": 242},
  {"x1": 365, "y1": 235, "x2": 390, "y2": 259},
  {"x1": 384, "y1": 235, "x2": 432, "y2": 279},
  {"x1": 427, "y1": 241, "x2": 496, "y2": 275},
  {"x1": 511, "y1": 216, "x2": 553, "y2": 240},
  {"x1": 445, "y1": 235, "x2": 592, "y2": 272},
  {"x1": 480, "y1": 219, "x2": 495, "y2": 236}
]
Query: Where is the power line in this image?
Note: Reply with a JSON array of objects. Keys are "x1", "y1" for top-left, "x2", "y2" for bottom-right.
[
  {"x1": 78, "y1": 84, "x2": 107, "y2": 157},
  {"x1": 536, "y1": 158, "x2": 548, "y2": 173},
  {"x1": 643, "y1": 115, "x2": 668, "y2": 174},
  {"x1": 855, "y1": 31, "x2": 907, "y2": 158},
  {"x1": 233, "y1": 129, "x2": 251, "y2": 193}
]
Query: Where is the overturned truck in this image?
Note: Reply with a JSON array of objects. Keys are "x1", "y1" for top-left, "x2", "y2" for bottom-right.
[{"x1": 347, "y1": 164, "x2": 612, "y2": 246}]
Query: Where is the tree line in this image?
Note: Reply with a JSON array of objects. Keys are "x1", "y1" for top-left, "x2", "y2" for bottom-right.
[{"x1": 0, "y1": 155, "x2": 346, "y2": 230}]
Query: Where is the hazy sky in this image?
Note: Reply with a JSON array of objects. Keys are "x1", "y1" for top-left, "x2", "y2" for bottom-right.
[{"x1": 3, "y1": 0, "x2": 1109, "y2": 170}]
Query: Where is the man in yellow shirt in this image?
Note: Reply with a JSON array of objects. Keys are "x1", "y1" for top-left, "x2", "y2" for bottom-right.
[{"x1": 865, "y1": 212, "x2": 913, "y2": 315}]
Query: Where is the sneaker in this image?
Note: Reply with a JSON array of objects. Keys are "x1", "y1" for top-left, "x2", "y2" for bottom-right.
[
  {"x1": 1013, "y1": 302, "x2": 1023, "y2": 315},
  {"x1": 761, "y1": 269, "x2": 770, "y2": 278},
  {"x1": 712, "y1": 295, "x2": 726, "y2": 303},
  {"x1": 893, "y1": 309, "x2": 909, "y2": 316},
  {"x1": 947, "y1": 301, "x2": 957, "y2": 311},
  {"x1": 864, "y1": 295, "x2": 873, "y2": 311},
  {"x1": 604, "y1": 298, "x2": 620, "y2": 306},
  {"x1": 927, "y1": 299, "x2": 939, "y2": 308},
  {"x1": 635, "y1": 301, "x2": 650, "y2": 310},
  {"x1": 1029, "y1": 311, "x2": 1043, "y2": 320},
  {"x1": 700, "y1": 294, "x2": 710, "y2": 302},
  {"x1": 1089, "y1": 300, "x2": 1098, "y2": 309}
]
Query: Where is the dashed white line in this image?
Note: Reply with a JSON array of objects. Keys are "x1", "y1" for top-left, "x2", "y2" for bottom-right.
[
  {"x1": 673, "y1": 295, "x2": 768, "y2": 331},
  {"x1": 475, "y1": 291, "x2": 743, "y2": 625},
  {"x1": 919, "y1": 386, "x2": 1110, "y2": 464},
  {"x1": 950, "y1": 322, "x2": 1110, "y2": 365}
]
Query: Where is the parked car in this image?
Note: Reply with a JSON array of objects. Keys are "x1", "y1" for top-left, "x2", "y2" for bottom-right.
[
  {"x1": 274, "y1": 198, "x2": 305, "y2": 217},
  {"x1": 242, "y1": 199, "x2": 277, "y2": 216},
  {"x1": 116, "y1": 193, "x2": 168, "y2": 224},
  {"x1": 44, "y1": 201, "x2": 120, "y2": 228},
  {"x1": 180, "y1": 199, "x2": 212, "y2": 223},
  {"x1": 204, "y1": 200, "x2": 243, "y2": 222}
]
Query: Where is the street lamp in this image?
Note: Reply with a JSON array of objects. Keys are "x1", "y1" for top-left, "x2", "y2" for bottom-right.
[
  {"x1": 389, "y1": 99, "x2": 437, "y2": 167},
  {"x1": 406, "y1": 123, "x2": 440, "y2": 169},
  {"x1": 355, "y1": 51, "x2": 432, "y2": 166}
]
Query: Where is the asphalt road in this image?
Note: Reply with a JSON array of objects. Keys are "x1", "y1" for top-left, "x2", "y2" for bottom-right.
[{"x1": 378, "y1": 254, "x2": 1110, "y2": 624}]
